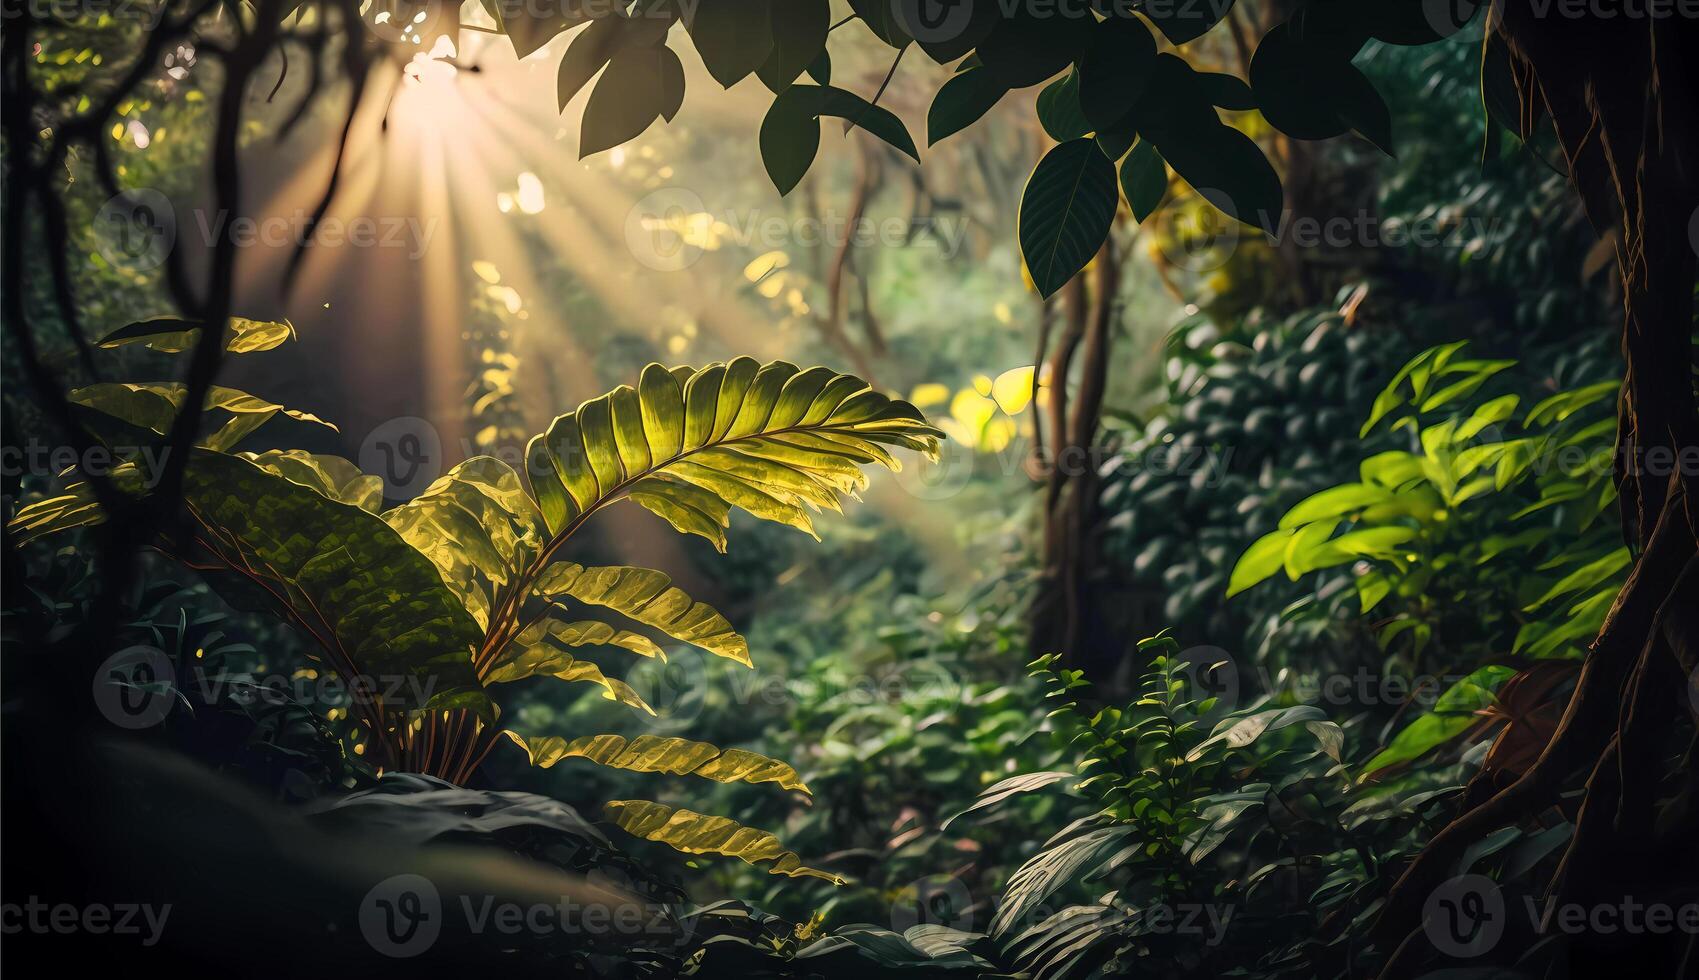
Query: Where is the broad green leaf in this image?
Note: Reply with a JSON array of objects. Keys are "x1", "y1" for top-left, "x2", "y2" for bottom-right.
[
  {"x1": 1249, "y1": 20, "x2": 1392, "y2": 154},
  {"x1": 96, "y1": 316, "x2": 296, "y2": 354},
  {"x1": 1278, "y1": 483, "x2": 1394, "y2": 529},
  {"x1": 1119, "y1": 140, "x2": 1167, "y2": 222},
  {"x1": 942, "y1": 771, "x2": 1075, "y2": 831},
  {"x1": 1359, "y1": 344, "x2": 1460, "y2": 435},
  {"x1": 69, "y1": 382, "x2": 335, "y2": 452},
  {"x1": 1323, "y1": 526, "x2": 1418, "y2": 559},
  {"x1": 532, "y1": 562, "x2": 748, "y2": 666},
  {"x1": 1362, "y1": 720, "x2": 1476, "y2": 776},
  {"x1": 991, "y1": 826, "x2": 1133, "y2": 936},
  {"x1": 1420, "y1": 361, "x2": 1512, "y2": 412},
  {"x1": 1035, "y1": 71, "x2": 1090, "y2": 142},
  {"x1": 1283, "y1": 520, "x2": 1341, "y2": 579},
  {"x1": 1356, "y1": 569, "x2": 1392, "y2": 612},
  {"x1": 1188, "y1": 705, "x2": 1326, "y2": 759},
  {"x1": 603, "y1": 800, "x2": 844, "y2": 883},
  {"x1": 1018, "y1": 139, "x2": 1117, "y2": 299},
  {"x1": 905, "y1": 0, "x2": 999, "y2": 63},
  {"x1": 1144, "y1": 105, "x2": 1281, "y2": 233},
  {"x1": 760, "y1": 87, "x2": 823, "y2": 195},
  {"x1": 1457, "y1": 394, "x2": 1521, "y2": 440},
  {"x1": 491, "y1": 0, "x2": 593, "y2": 59},
  {"x1": 524, "y1": 360, "x2": 942, "y2": 553},
  {"x1": 756, "y1": 0, "x2": 828, "y2": 92},
  {"x1": 1307, "y1": 719, "x2": 1345, "y2": 762},
  {"x1": 1525, "y1": 381, "x2": 1618, "y2": 427},
  {"x1": 557, "y1": 14, "x2": 629, "y2": 110},
  {"x1": 1226, "y1": 526, "x2": 1296, "y2": 597},
  {"x1": 243, "y1": 450, "x2": 383, "y2": 512},
  {"x1": 181, "y1": 451, "x2": 490, "y2": 717},
  {"x1": 927, "y1": 66, "x2": 1007, "y2": 146},
  {"x1": 1361, "y1": 664, "x2": 1516, "y2": 776},
  {"x1": 381, "y1": 457, "x2": 545, "y2": 629},
  {"x1": 505, "y1": 732, "x2": 808, "y2": 792},
  {"x1": 1360, "y1": 451, "x2": 1425, "y2": 488},
  {"x1": 975, "y1": 7, "x2": 1089, "y2": 90},
  {"x1": 1413, "y1": 342, "x2": 1472, "y2": 400},
  {"x1": 20, "y1": 450, "x2": 493, "y2": 717},
  {"x1": 1526, "y1": 548, "x2": 1631, "y2": 610},
  {"x1": 684, "y1": 0, "x2": 771, "y2": 88},
  {"x1": 1076, "y1": 14, "x2": 1156, "y2": 131},
  {"x1": 1132, "y1": 55, "x2": 1281, "y2": 235},
  {"x1": 760, "y1": 84, "x2": 919, "y2": 194},
  {"x1": 581, "y1": 43, "x2": 686, "y2": 158}
]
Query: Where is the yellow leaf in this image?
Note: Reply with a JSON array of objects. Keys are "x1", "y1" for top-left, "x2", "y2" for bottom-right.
[
  {"x1": 602, "y1": 800, "x2": 844, "y2": 885},
  {"x1": 504, "y1": 733, "x2": 808, "y2": 792},
  {"x1": 743, "y1": 250, "x2": 789, "y2": 282},
  {"x1": 991, "y1": 366, "x2": 1036, "y2": 415},
  {"x1": 908, "y1": 383, "x2": 950, "y2": 409}
]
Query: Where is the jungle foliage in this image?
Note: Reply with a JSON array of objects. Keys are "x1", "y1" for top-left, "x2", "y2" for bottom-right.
[{"x1": 6, "y1": 1, "x2": 1698, "y2": 979}]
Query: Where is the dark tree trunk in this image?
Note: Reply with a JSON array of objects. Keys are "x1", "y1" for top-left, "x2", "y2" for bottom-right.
[{"x1": 1375, "y1": 4, "x2": 1699, "y2": 975}]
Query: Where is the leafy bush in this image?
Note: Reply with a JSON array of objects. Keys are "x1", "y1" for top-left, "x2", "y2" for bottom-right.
[
  {"x1": 1230, "y1": 339, "x2": 1621, "y2": 778},
  {"x1": 934, "y1": 633, "x2": 1460, "y2": 979},
  {"x1": 10, "y1": 318, "x2": 945, "y2": 882},
  {"x1": 1098, "y1": 310, "x2": 1413, "y2": 661}
]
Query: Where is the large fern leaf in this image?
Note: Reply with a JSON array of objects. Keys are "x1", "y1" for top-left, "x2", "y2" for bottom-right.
[
  {"x1": 524, "y1": 358, "x2": 943, "y2": 550},
  {"x1": 531, "y1": 562, "x2": 746, "y2": 666},
  {"x1": 381, "y1": 457, "x2": 545, "y2": 629},
  {"x1": 602, "y1": 800, "x2": 844, "y2": 884},
  {"x1": 504, "y1": 733, "x2": 809, "y2": 792}
]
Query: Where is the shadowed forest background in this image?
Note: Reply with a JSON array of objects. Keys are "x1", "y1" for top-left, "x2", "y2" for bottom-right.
[{"x1": 3, "y1": 2, "x2": 1697, "y2": 978}]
